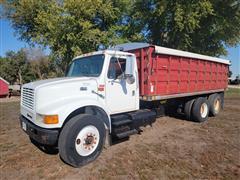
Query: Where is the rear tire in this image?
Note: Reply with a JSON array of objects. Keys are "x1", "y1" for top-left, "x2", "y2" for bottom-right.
[
  {"x1": 184, "y1": 99, "x2": 195, "y2": 120},
  {"x1": 208, "y1": 93, "x2": 222, "y2": 116},
  {"x1": 58, "y1": 114, "x2": 106, "y2": 167},
  {"x1": 192, "y1": 97, "x2": 210, "y2": 122}
]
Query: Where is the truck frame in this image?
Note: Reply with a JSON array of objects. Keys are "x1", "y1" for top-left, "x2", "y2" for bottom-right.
[{"x1": 20, "y1": 43, "x2": 230, "y2": 167}]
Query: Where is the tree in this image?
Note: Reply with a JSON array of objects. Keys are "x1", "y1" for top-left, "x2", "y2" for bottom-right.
[
  {"x1": 1, "y1": 0, "x2": 125, "y2": 72},
  {"x1": 0, "y1": 56, "x2": 15, "y2": 84},
  {"x1": 1, "y1": 0, "x2": 239, "y2": 72},
  {"x1": 0, "y1": 49, "x2": 34, "y2": 84},
  {"x1": 125, "y1": 0, "x2": 240, "y2": 56},
  {"x1": 25, "y1": 48, "x2": 58, "y2": 79},
  {"x1": 30, "y1": 55, "x2": 59, "y2": 80},
  {"x1": 0, "y1": 48, "x2": 59, "y2": 84}
]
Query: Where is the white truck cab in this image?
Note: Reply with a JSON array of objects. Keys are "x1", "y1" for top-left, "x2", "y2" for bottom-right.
[{"x1": 20, "y1": 50, "x2": 144, "y2": 167}]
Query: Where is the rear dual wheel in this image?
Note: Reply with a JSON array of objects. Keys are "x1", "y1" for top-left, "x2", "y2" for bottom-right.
[
  {"x1": 208, "y1": 93, "x2": 222, "y2": 116},
  {"x1": 185, "y1": 93, "x2": 222, "y2": 122},
  {"x1": 184, "y1": 99, "x2": 195, "y2": 120},
  {"x1": 192, "y1": 97, "x2": 210, "y2": 122}
]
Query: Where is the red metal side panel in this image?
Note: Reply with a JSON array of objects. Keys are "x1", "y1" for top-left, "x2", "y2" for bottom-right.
[
  {"x1": 205, "y1": 61, "x2": 212, "y2": 90},
  {"x1": 0, "y1": 80, "x2": 9, "y2": 97},
  {"x1": 128, "y1": 46, "x2": 228, "y2": 97},
  {"x1": 179, "y1": 58, "x2": 189, "y2": 93},
  {"x1": 155, "y1": 55, "x2": 169, "y2": 95},
  {"x1": 128, "y1": 46, "x2": 154, "y2": 96}
]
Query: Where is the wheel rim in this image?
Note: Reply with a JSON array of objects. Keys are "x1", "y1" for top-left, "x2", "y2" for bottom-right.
[
  {"x1": 200, "y1": 103, "x2": 208, "y2": 118},
  {"x1": 75, "y1": 125, "x2": 100, "y2": 156},
  {"x1": 214, "y1": 99, "x2": 220, "y2": 113}
]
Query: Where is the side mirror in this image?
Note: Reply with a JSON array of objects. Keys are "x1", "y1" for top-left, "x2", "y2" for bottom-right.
[
  {"x1": 125, "y1": 56, "x2": 134, "y2": 75},
  {"x1": 125, "y1": 56, "x2": 135, "y2": 84}
]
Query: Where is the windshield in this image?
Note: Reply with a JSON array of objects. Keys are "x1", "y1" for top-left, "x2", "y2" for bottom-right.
[{"x1": 67, "y1": 54, "x2": 105, "y2": 77}]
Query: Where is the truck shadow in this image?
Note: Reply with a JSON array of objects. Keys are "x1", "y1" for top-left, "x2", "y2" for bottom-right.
[
  {"x1": 165, "y1": 109, "x2": 189, "y2": 121},
  {"x1": 30, "y1": 138, "x2": 59, "y2": 155}
]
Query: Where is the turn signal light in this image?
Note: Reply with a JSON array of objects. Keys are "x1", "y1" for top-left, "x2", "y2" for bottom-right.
[
  {"x1": 98, "y1": 84, "x2": 105, "y2": 91},
  {"x1": 44, "y1": 115, "x2": 59, "y2": 124}
]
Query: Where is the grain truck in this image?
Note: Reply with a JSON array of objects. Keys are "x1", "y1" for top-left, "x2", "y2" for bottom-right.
[{"x1": 20, "y1": 43, "x2": 230, "y2": 167}]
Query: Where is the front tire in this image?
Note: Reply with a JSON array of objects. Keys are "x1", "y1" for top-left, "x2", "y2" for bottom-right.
[
  {"x1": 192, "y1": 97, "x2": 210, "y2": 122},
  {"x1": 58, "y1": 114, "x2": 106, "y2": 167}
]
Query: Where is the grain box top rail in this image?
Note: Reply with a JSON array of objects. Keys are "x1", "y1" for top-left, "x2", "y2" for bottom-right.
[
  {"x1": 154, "y1": 46, "x2": 230, "y2": 65},
  {"x1": 110, "y1": 43, "x2": 231, "y2": 65}
]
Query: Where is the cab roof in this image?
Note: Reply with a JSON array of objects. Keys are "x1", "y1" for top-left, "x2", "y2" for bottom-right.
[{"x1": 73, "y1": 50, "x2": 135, "y2": 61}]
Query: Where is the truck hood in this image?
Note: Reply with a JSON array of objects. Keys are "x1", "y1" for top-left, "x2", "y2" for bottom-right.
[
  {"x1": 21, "y1": 77, "x2": 100, "y2": 113},
  {"x1": 22, "y1": 77, "x2": 96, "y2": 90}
]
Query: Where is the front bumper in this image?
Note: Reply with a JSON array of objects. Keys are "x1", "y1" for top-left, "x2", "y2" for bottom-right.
[{"x1": 20, "y1": 115, "x2": 59, "y2": 146}]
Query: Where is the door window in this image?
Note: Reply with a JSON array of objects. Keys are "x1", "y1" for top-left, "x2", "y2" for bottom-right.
[{"x1": 107, "y1": 57, "x2": 126, "y2": 79}]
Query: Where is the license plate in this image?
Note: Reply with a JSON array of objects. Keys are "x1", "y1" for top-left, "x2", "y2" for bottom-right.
[{"x1": 22, "y1": 121, "x2": 27, "y2": 131}]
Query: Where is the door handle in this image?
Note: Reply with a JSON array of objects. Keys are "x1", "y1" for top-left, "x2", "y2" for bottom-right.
[
  {"x1": 80, "y1": 87, "x2": 87, "y2": 91},
  {"x1": 132, "y1": 90, "x2": 135, "y2": 96}
]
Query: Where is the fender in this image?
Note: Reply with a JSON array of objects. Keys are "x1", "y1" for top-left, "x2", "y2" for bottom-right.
[{"x1": 36, "y1": 97, "x2": 111, "y2": 131}]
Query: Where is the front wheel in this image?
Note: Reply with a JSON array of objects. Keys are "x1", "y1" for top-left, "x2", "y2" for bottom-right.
[{"x1": 58, "y1": 114, "x2": 106, "y2": 167}]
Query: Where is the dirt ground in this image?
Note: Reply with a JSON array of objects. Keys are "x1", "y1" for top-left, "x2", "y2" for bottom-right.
[{"x1": 0, "y1": 89, "x2": 239, "y2": 180}]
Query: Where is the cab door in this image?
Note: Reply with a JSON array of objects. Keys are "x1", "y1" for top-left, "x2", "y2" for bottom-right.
[{"x1": 105, "y1": 55, "x2": 137, "y2": 114}]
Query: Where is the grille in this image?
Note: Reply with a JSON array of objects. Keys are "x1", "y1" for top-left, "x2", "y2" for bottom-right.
[{"x1": 22, "y1": 87, "x2": 34, "y2": 110}]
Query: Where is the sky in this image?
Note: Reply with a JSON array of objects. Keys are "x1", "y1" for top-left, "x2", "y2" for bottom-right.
[{"x1": 1, "y1": 19, "x2": 240, "y2": 77}]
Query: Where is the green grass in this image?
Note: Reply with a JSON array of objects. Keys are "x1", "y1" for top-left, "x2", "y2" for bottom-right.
[{"x1": 225, "y1": 88, "x2": 240, "y2": 97}]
